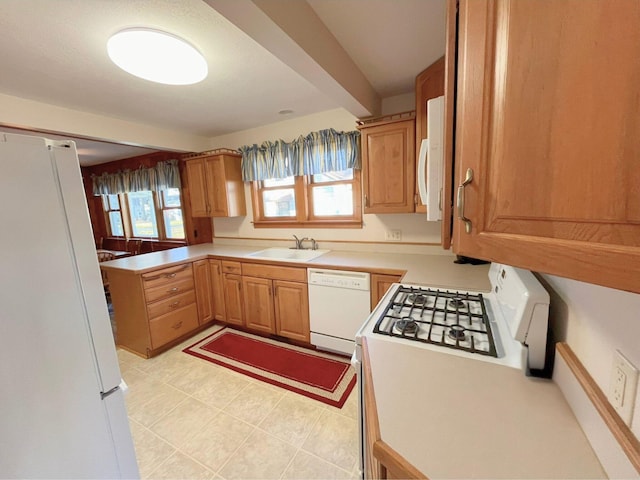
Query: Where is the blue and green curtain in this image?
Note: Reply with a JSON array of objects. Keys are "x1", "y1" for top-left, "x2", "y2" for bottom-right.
[
  {"x1": 91, "y1": 159, "x2": 181, "y2": 195},
  {"x1": 239, "y1": 128, "x2": 361, "y2": 181}
]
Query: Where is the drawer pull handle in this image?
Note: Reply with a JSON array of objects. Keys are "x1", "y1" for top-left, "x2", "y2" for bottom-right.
[
  {"x1": 169, "y1": 301, "x2": 180, "y2": 308},
  {"x1": 144, "y1": 264, "x2": 189, "y2": 282},
  {"x1": 168, "y1": 287, "x2": 179, "y2": 293},
  {"x1": 172, "y1": 321, "x2": 183, "y2": 330}
]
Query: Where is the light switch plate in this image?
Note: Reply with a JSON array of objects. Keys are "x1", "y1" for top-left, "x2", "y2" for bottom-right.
[{"x1": 609, "y1": 350, "x2": 639, "y2": 426}]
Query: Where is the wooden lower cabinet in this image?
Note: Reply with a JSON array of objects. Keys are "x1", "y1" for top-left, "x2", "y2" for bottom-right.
[
  {"x1": 222, "y1": 273, "x2": 244, "y2": 326},
  {"x1": 274, "y1": 280, "x2": 309, "y2": 342},
  {"x1": 242, "y1": 276, "x2": 276, "y2": 334},
  {"x1": 370, "y1": 273, "x2": 402, "y2": 310},
  {"x1": 193, "y1": 259, "x2": 213, "y2": 324},
  {"x1": 108, "y1": 261, "x2": 210, "y2": 358},
  {"x1": 209, "y1": 259, "x2": 226, "y2": 321}
]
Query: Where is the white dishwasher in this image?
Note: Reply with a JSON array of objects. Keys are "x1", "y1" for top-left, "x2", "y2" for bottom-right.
[{"x1": 307, "y1": 268, "x2": 371, "y2": 355}]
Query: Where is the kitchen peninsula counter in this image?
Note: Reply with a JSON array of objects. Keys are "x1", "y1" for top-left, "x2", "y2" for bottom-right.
[{"x1": 100, "y1": 243, "x2": 492, "y2": 292}]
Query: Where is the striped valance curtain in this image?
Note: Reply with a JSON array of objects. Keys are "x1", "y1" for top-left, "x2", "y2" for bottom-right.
[
  {"x1": 239, "y1": 128, "x2": 360, "y2": 182},
  {"x1": 91, "y1": 160, "x2": 181, "y2": 196}
]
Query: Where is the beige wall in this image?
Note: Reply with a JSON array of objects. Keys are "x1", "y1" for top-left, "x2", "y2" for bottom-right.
[
  {"x1": 208, "y1": 107, "x2": 444, "y2": 252},
  {"x1": 541, "y1": 274, "x2": 640, "y2": 439}
]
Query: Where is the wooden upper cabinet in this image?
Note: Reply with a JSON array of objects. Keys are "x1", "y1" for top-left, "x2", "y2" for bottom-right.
[
  {"x1": 451, "y1": 0, "x2": 640, "y2": 293},
  {"x1": 415, "y1": 57, "x2": 445, "y2": 214},
  {"x1": 359, "y1": 116, "x2": 416, "y2": 213},
  {"x1": 183, "y1": 152, "x2": 246, "y2": 218},
  {"x1": 184, "y1": 159, "x2": 209, "y2": 217}
]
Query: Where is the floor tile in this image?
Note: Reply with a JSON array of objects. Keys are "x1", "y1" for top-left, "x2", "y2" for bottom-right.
[
  {"x1": 128, "y1": 420, "x2": 176, "y2": 479},
  {"x1": 282, "y1": 450, "x2": 353, "y2": 479},
  {"x1": 129, "y1": 383, "x2": 190, "y2": 428},
  {"x1": 180, "y1": 412, "x2": 254, "y2": 472},
  {"x1": 150, "y1": 397, "x2": 220, "y2": 448},
  {"x1": 301, "y1": 409, "x2": 359, "y2": 471},
  {"x1": 223, "y1": 382, "x2": 284, "y2": 425},
  {"x1": 190, "y1": 369, "x2": 252, "y2": 409},
  {"x1": 258, "y1": 392, "x2": 324, "y2": 445},
  {"x1": 148, "y1": 451, "x2": 214, "y2": 480},
  {"x1": 218, "y1": 429, "x2": 297, "y2": 480}
]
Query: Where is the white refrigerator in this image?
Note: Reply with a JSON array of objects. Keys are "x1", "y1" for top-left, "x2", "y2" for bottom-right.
[{"x1": 0, "y1": 133, "x2": 139, "y2": 478}]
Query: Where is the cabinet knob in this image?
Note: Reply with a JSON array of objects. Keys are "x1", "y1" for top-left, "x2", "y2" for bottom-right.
[{"x1": 456, "y1": 168, "x2": 474, "y2": 234}]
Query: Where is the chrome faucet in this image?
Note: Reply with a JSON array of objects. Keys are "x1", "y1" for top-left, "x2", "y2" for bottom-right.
[
  {"x1": 308, "y1": 238, "x2": 318, "y2": 250},
  {"x1": 292, "y1": 235, "x2": 308, "y2": 250}
]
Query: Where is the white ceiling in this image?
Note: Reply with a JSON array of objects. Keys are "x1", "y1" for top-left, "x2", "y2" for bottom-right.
[{"x1": 0, "y1": 0, "x2": 445, "y2": 165}]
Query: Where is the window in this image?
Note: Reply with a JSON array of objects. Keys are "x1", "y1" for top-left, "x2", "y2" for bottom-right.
[
  {"x1": 103, "y1": 194, "x2": 124, "y2": 237},
  {"x1": 102, "y1": 190, "x2": 185, "y2": 240},
  {"x1": 251, "y1": 169, "x2": 361, "y2": 227}
]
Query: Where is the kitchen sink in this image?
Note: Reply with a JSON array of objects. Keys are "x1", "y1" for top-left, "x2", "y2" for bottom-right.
[{"x1": 245, "y1": 247, "x2": 330, "y2": 262}]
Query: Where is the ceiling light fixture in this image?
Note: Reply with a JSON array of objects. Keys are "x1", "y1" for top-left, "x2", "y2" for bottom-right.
[{"x1": 107, "y1": 28, "x2": 207, "y2": 85}]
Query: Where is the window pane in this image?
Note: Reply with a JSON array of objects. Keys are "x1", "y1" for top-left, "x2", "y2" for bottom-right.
[
  {"x1": 127, "y1": 191, "x2": 158, "y2": 237},
  {"x1": 163, "y1": 209, "x2": 185, "y2": 239},
  {"x1": 263, "y1": 188, "x2": 296, "y2": 217},
  {"x1": 162, "y1": 188, "x2": 181, "y2": 208},
  {"x1": 108, "y1": 212, "x2": 124, "y2": 236},
  {"x1": 312, "y1": 184, "x2": 353, "y2": 216},
  {"x1": 107, "y1": 194, "x2": 120, "y2": 210},
  {"x1": 263, "y1": 176, "x2": 295, "y2": 188},
  {"x1": 312, "y1": 169, "x2": 354, "y2": 184}
]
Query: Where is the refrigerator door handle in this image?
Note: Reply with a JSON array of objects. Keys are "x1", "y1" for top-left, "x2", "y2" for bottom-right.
[
  {"x1": 101, "y1": 380, "x2": 128, "y2": 400},
  {"x1": 100, "y1": 385, "x2": 119, "y2": 400}
]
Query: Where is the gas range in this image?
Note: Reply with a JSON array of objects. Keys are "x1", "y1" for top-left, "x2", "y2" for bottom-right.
[{"x1": 356, "y1": 263, "x2": 551, "y2": 373}]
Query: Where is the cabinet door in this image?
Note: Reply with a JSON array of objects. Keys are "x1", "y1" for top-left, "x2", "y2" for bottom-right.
[
  {"x1": 361, "y1": 119, "x2": 416, "y2": 213},
  {"x1": 209, "y1": 259, "x2": 226, "y2": 321},
  {"x1": 242, "y1": 276, "x2": 275, "y2": 334},
  {"x1": 274, "y1": 281, "x2": 309, "y2": 343},
  {"x1": 193, "y1": 260, "x2": 213, "y2": 324},
  {"x1": 185, "y1": 159, "x2": 209, "y2": 217},
  {"x1": 415, "y1": 56, "x2": 445, "y2": 214},
  {"x1": 205, "y1": 156, "x2": 229, "y2": 217},
  {"x1": 453, "y1": 0, "x2": 640, "y2": 293},
  {"x1": 370, "y1": 274, "x2": 402, "y2": 311},
  {"x1": 222, "y1": 273, "x2": 244, "y2": 326}
]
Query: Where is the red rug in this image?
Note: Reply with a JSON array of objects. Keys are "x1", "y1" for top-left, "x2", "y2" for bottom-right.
[{"x1": 183, "y1": 327, "x2": 356, "y2": 408}]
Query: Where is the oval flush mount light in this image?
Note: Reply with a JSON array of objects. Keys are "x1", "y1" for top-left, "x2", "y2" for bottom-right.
[{"x1": 107, "y1": 28, "x2": 207, "y2": 85}]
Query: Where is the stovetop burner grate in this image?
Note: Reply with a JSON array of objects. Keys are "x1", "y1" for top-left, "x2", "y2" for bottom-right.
[{"x1": 372, "y1": 286, "x2": 498, "y2": 357}]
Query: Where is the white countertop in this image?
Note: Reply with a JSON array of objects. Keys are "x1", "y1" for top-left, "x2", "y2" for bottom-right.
[
  {"x1": 100, "y1": 243, "x2": 492, "y2": 292},
  {"x1": 365, "y1": 335, "x2": 606, "y2": 479}
]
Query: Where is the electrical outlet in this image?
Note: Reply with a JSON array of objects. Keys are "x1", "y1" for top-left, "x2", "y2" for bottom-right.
[
  {"x1": 385, "y1": 230, "x2": 402, "y2": 241},
  {"x1": 608, "y1": 350, "x2": 639, "y2": 426}
]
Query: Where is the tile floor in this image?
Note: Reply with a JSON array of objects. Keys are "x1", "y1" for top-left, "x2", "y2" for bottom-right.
[{"x1": 117, "y1": 325, "x2": 360, "y2": 479}]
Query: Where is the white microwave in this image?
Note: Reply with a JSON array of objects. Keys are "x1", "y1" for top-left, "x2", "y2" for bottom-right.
[{"x1": 417, "y1": 95, "x2": 445, "y2": 221}]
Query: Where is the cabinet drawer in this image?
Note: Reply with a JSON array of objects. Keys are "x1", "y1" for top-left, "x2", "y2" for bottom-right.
[
  {"x1": 144, "y1": 277, "x2": 194, "y2": 304},
  {"x1": 221, "y1": 261, "x2": 242, "y2": 274},
  {"x1": 242, "y1": 263, "x2": 306, "y2": 282},
  {"x1": 149, "y1": 303, "x2": 199, "y2": 349},
  {"x1": 142, "y1": 263, "x2": 193, "y2": 288},
  {"x1": 147, "y1": 290, "x2": 196, "y2": 319}
]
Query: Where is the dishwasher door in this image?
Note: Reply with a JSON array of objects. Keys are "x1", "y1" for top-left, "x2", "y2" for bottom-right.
[{"x1": 307, "y1": 268, "x2": 371, "y2": 355}]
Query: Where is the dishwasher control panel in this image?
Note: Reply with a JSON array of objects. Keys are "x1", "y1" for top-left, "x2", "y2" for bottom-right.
[{"x1": 307, "y1": 268, "x2": 370, "y2": 291}]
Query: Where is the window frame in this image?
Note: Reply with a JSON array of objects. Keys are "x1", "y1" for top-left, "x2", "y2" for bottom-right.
[
  {"x1": 102, "y1": 194, "x2": 125, "y2": 238},
  {"x1": 250, "y1": 170, "x2": 362, "y2": 228},
  {"x1": 102, "y1": 190, "x2": 186, "y2": 241}
]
